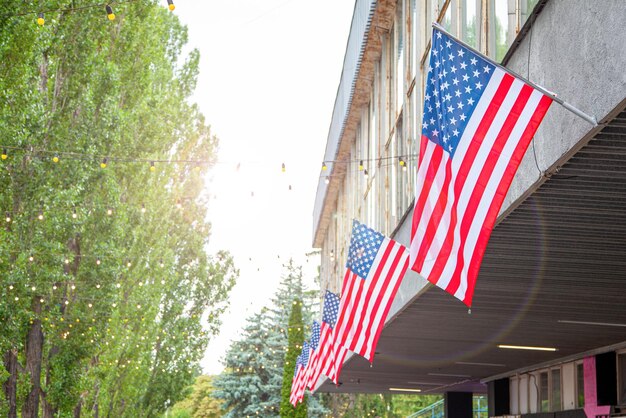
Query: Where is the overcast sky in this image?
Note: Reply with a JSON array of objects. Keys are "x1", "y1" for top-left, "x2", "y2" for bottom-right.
[{"x1": 175, "y1": 0, "x2": 356, "y2": 375}]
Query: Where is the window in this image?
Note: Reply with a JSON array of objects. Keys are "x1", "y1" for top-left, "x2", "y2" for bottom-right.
[
  {"x1": 576, "y1": 362, "x2": 585, "y2": 408},
  {"x1": 618, "y1": 352, "x2": 626, "y2": 404},
  {"x1": 395, "y1": 0, "x2": 405, "y2": 115},
  {"x1": 540, "y1": 371, "x2": 550, "y2": 412},
  {"x1": 461, "y1": 0, "x2": 479, "y2": 48},
  {"x1": 538, "y1": 368, "x2": 563, "y2": 412},
  {"x1": 551, "y1": 369, "x2": 562, "y2": 411}
]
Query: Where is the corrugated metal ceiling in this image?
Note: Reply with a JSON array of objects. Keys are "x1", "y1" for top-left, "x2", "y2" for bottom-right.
[{"x1": 318, "y1": 104, "x2": 626, "y2": 394}]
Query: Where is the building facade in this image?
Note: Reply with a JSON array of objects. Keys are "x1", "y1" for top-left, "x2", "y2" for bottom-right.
[{"x1": 313, "y1": 0, "x2": 626, "y2": 417}]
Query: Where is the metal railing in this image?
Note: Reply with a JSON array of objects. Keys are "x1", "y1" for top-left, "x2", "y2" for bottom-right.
[
  {"x1": 406, "y1": 396, "x2": 487, "y2": 418},
  {"x1": 407, "y1": 399, "x2": 445, "y2": 418}
]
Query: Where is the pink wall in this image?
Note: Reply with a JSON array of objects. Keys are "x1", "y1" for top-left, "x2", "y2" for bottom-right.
[{"x1": 583, "y1": 356, "x2": 611, "y2": 418}]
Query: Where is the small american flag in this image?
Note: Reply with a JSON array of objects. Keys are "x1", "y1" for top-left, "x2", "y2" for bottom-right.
[
  {"x1": 409, "y1": 26, "x2": 552, "y2": 306},
  {"x1": 289, "y1": 354, "x2": 303, "y2": 406},
  {"x1": 334, "y1": 220, "x2": 409, "y2": 362},
  {"x1": 308, "y1": 291, "x2": 347, "y2": 389},
  {"x1": 293, "y1": 342, "x2": 310, "y2": 404},
  {"x1": 302, "y1": 321, "x2": 321, "y2": 389}
]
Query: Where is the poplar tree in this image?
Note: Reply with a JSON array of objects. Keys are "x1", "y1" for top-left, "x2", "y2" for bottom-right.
[
  {"x1": 0, "y1": 1, "x2": 237, "y2": 416},
  {"x1": 280, "y1": 298, "x2": 307, "y2": 418}
]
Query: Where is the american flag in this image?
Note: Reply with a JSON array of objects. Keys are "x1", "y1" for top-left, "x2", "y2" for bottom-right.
[
  {"x1": 334, "y1": 220, "x2": 409, "y2": 362},
  {"x1": 290, "y1": 342, "x2": 310, "y2": 406},
  {"x1": 409, "y1": 27, "x2": 552, "y2": 306},
  {"x1": 294, "y1": 342, "x2": 310, "y2": 404},
  {"x1": 302, "y1": 321, "x2": 320, "y2": 390},
  {"x1": 289, "y1": 354, "x2": 303, "y2": 406},
  {"x1": 308, "y1": 291, "x2": 347, "y2": 389}
]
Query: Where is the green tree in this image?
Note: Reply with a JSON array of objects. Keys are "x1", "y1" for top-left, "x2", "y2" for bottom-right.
[
  {"x1": 280, "y1": 298, "x2": 306, "y2": 418},
  {"x1": 213, "y1": 260, "x2": 327, "y2": 418},
  {"x1": 213, "y1": 310, "x2": 283, "y2": 417},
  {"x1": 169, "y1": 375, "x2": 223, "y2": 418},
  {"x1": 0, "y1": 1, "x2": 237, "y2": 416}
]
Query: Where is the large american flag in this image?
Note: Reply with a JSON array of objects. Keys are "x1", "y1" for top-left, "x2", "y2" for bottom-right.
[
  {"x1": 334, "y1": 220, "x2": 409, "y2": 362},
  {"x1": 308, "y1": 290, "x2": 347, "y2": 389},
  {"x1": 409, "y1": 27, "x2": 552, "y2": 306}
]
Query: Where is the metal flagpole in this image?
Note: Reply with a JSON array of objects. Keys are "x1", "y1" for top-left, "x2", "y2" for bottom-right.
[{"x1": 432, "y1": 22, "x2": 598, "y2": 127}]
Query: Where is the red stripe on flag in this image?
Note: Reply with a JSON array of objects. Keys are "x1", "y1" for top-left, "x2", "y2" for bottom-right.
[
  {"x1": 336, "y1": 272, "x2": 364, "y2": 348},
  {"x1": 418, "y1": 74, "x2": 515, "y2": 282},
  {"x1": 445, "y1": 82, "x2": 533, "y2": 296},
  {"x1": 414, "y1": 154, "x2": 452, "y2": 275},
  {"x1": 462, "y1": 94, "x2": 552, "y2": 305},
  {"x1": 360, "y1": 247, "x2": 409, "y2": 361},
  {"x1": 412, "y1": 142, "x2": 445, "y2": 272},
  {"x1": 343, "y1": 241, "x2": 396, "y2": 353},
  {"x1": 411, "y1": 140, "x2": 442, "y2": 248}
]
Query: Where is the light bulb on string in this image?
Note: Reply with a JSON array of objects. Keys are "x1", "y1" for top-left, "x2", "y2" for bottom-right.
[
  {"x1": 399, "y1": 157, "x2": 407, "y2": 171},
  {"x1": 5, "y1": 212, "x2": 11, "y2": 223},
  {"x1": 38, "y1": 209, "x2": 44, "y2": 220},
  {"x1": 141, "y1": 203, "x2": 146, "y2": 213},
  {"x1": 96, "y1": 258, "x2": 101, "y2": 266},
  {"x1": 36, "y1": 12, "x2": 45, "y2": 25},
  {"x1": 105, "y1": 5, "x2": 115, "y2": 20},
  {"x1": 64, "y1": 258, "x2": 70, "y2": 265},
  {"x1": 126, "y1": 259, "x2": 132, "y2": 267},
  {"x1": 107, "y1": 207, "x2": 113, "y2": 216},
  {"x1": 324, "y1": 177, "x2": 330, "y2": 185},
  {"x1": 159, "y1": 259, "x2": 164, "y2": 268},
  {"x1": 72, "y1": 207, "x2": 77, "y2": 219},
  {"x1": 281, "y1": 163, "x2": 286, "y2": 173},
  {"x1": 52, "y1": 155, "x2": 59, "y2": 163},
  {"x1": 359, "y1": 160, "x2": 364, "y2": 171},
  {"x1": 150, "y1": 161, "x2": 156, "y2": 172},
  {"x1": 100, "y1": 157, "x2": 108, "y2": 168},
  {"x1": 321, "y1": 162, "x2": 327, "y2": 171},
  {"x1": 167, "y1": 0, "x2": 175, "y2": 11}
]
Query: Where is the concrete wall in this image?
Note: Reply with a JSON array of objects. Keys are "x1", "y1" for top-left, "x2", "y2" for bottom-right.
[
  {"x1": 501, "y1": 0, "x2": 626, "y2": 214},
  {"x1": 384, "y1": 0, "x2": 626, "y2": 327}
]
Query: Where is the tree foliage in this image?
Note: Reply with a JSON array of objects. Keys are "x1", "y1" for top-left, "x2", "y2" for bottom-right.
[
  {"x1": 214, "y1": 260, "x2": 327, "y2": 418},
  {"x1": 169, "y1": 375, "x2": 223, "y2": 418},
  {"x1": 0, "y1": 1, "x2": 237, "y2": 416},
  {"x1": 280, "y1": 298, "x2": 306, "y2": 418}
]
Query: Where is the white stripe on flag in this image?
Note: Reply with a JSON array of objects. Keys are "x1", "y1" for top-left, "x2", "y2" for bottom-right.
[{"x1": 453, "y1": 88, "x2": 544, "y2": 300}]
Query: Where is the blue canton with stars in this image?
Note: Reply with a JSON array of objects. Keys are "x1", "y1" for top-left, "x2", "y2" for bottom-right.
[
  {"x1": 310, "y1": 321, "x2": 321, "y2": 351},
  {"x1": 322, "y1": 290, "x2": 340, "y2": 328},
  {"x1": 422, "y1": 28, "x2": 495, "y2": 158},
  {"x1": 295, "y1": 354, "x2": 303, "y2": 376},
  {"x1": 346, "y1": 219, "x2": 385, "y2": 280},
  {"x1": 300, "y1": 341, "x2": 310, "y2": 366}
]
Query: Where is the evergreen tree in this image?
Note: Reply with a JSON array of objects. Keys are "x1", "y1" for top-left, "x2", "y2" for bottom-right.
[
  {"x1": 280, "y1": 298, "x2": 306, "y2": 417},
  {"x1": 214, "y1": 260, "x2": 328, "y2": 418},
  {"x1": 213, "y1": 309, "x2": 282, "y2": 417}
]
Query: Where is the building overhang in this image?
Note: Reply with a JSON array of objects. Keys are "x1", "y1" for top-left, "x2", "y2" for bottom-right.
[{"x1": 316, "y1": 103, "x2": 626, "y2": 393}]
